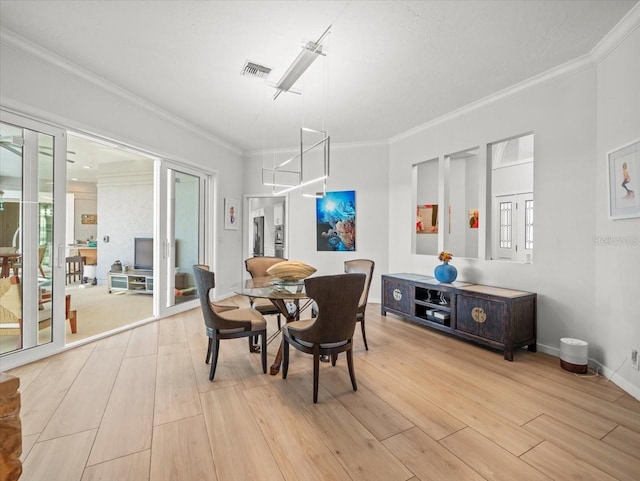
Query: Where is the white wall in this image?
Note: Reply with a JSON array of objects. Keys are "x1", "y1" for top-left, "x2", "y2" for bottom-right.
[
  {"x1": 0, "y1": 37, "x2": 245, "y2": 298},
  {"x1": 244, "y1": 141, "x2": 390, "y2": 301},
  {"x1": 389, "y1": 24, "x2": 640, "y2": 397},
  {"x1": 73, "y1": 196, "x2": 97, "y2": 242},
  {"x1": 390, "y1": 65, "x2": 601, "y2": 373},
  {"x1": 96, "y1": 161, "x2": 154, "y2": 282},
  {"x1": 595, "y1": 26, "x2": 640, "y2": 393}
]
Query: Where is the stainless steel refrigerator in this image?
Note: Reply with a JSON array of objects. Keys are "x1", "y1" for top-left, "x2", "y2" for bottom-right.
[{"x1": 252, "y1": 216, "x2": 264, "y2": 256}]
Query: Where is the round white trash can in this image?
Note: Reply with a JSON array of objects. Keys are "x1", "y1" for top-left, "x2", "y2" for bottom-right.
[{"x1": 560, "y1": 338, "x2": 588, "y2": 374}]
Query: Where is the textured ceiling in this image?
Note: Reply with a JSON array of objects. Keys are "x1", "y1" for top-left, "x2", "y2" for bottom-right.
[{"x1": 0, "y1": 0, "x2": 637, "y2": 152}]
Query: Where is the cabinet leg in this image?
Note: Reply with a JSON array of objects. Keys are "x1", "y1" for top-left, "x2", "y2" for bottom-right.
[
  {"x1": 504, "y1": 351, "x2": 514, "y2": 362},
  {"x1": 528, "y1": 343, "x2": 537, "y2": 352}
]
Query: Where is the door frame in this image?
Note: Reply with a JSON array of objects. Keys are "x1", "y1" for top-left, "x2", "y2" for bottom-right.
[
  {"x1": 242, "y1": 194, "x2": 289, "y2": 281},
  {"x1": 0, "y1": 109, "x2": 67, "y2": 368}
]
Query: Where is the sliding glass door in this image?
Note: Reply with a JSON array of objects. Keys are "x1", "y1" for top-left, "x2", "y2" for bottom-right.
[
  {"x1": 1, "y1": 110, "x2": 66, "y2": 363},
  {"x1": 155, "y1": 161, "x2": 208, "y2": 316}
]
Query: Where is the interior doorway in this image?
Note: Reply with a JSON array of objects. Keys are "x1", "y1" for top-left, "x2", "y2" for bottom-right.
[{"x1": 243, "y1": 195, "x2": 288, "y2": 279}]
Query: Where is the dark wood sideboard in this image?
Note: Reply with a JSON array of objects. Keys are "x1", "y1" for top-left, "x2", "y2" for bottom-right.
[{"x1": 381, "y1": 273, "x2": 537, "y2": 361}]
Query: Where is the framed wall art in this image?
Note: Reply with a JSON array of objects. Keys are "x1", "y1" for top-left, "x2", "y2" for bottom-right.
[
  {"x1": 316, "y1": 190, "x2": 355, "y2": 251},
  {"x1": 224, "y1": 198, "x2": 239, "y2": 230},
  {"x1": 416, "y1": 204, "x2": 438, "y2": 234},
  {"x1": 608, "y1": 139, "x2": 640, "y2": 220},
  {"x1": 81, "y1": 214, "x2": 97, "y2": 224}
]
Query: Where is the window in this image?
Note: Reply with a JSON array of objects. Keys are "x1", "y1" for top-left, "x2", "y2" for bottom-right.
[{"x1": 488, "y1": 133, "x2": 534, "y2": 262}]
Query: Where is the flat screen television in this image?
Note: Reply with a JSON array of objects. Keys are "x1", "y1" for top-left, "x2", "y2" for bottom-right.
[{"x1": 134, "y1": 237, "x2": 153, "y2": 270}]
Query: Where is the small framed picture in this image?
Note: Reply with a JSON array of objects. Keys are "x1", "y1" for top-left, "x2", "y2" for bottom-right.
[
  {"x1": 608, "y1": 139, "x2": 640, "y2": 220},
  {"x1": 224, "y1": 198, "x2": 239, "y2": 230},
  {"x1": 81, "y1": 214, "x2": 97, "y2": 224}
]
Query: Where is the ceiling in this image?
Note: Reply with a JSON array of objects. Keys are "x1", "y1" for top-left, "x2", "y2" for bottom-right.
[{"x1": 0, "y1": 1, "x2": 637, "y2": 153}]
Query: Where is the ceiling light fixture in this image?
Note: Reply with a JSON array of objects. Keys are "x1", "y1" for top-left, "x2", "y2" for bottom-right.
[
  {"x1": 263, "y1": 127, "x2": 329, "y2": 197},
  {"x1": 262, "y1": 26, "x2": 331, "y2": 197},
  {"x1": 273, "y1": 25, "x2": 331, "y2": 100}
]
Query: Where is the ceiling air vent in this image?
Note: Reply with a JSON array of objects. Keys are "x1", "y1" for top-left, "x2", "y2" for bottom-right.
[{"x1": 241, "y1": 61, "x2": 272, "y2": 79}]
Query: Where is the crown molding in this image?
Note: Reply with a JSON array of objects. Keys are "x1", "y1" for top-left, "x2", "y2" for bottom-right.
[
  {"x1": 390, "y1": 3, "x2": 640, "y2": 146},
  {"x1": 0, "y1": 27, "x2": 242, "y2": 156},
  {"x1": 244, "y1": 137, "x2": 389, "y2": 157},
  {"x1": 591, "y1": 2, "x2": 640, "y2": 62},
  {"x1": 389, "y1": 52, "x2": 593, "y2": 144}
]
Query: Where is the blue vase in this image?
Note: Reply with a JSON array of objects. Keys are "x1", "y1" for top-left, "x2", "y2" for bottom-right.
[{"x1": 434, "y1": 262, "x2": 457, "y2": 283}]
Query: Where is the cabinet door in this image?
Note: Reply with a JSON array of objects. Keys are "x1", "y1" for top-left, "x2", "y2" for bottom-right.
[
  {"x1": 456, "y1": 295, "x2": 506, "y2": 342},
  {"x1": 110, "y1": 275, "x2": 128, "y2": 289},
  {"x1": 382, "y1": 277, "x2": 413, "y2": 315}
]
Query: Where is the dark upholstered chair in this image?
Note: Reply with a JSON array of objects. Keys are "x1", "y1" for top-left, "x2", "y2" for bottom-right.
[
  {"x1": 282, "y1": 273, "x2": 365, "y2": 403},
  {"x1": 245, "y1": 256, "x2": 287, "y2": 328},
  {"x1": 193, "y1": 265, "x2": 267, "y2": 380},
  {"x1": 344, "y1": 259, "x2": 375, "y2": 350}
]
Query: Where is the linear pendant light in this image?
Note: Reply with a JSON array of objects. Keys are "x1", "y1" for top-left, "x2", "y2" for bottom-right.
[{"x1": 273, "y1": 25, "x2": 331, "y2": 100}]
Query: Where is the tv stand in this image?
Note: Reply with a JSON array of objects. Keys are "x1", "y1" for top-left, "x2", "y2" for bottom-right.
[
  {"x1": 108, "y1": 269, "x2": 153, "y2": 294},
  {"x1": 382, "y1": 273, "x2": 536, "y2": 361}
]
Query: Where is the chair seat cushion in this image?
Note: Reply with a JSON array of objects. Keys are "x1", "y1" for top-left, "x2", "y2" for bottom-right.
[
  {"x1": 284, "y1": 319, "x2": 348, "y2": 349},
  {"x1": 211, "y1": 302, "x2": 239, "y2": 314},
  {"x1": 253, "y1": 298, "x2": 281, "y2": 316},
  {"x1": 218, "y1": 307, "x2": 266, "y2": 333}
]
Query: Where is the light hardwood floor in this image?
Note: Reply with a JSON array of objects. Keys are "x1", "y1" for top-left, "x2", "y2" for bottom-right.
[{"x1": 7, "y1": 301, "x2": 640, "y2": 481}]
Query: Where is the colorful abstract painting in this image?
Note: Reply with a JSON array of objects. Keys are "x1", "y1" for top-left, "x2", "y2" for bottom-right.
[{"x1": 316, "y1": 190, "x2": 356, "y2": 251}]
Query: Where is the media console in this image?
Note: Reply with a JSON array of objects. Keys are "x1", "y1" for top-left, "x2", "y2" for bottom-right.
[
  {"x1": 382, "y1": 273, "x2": 536, "y2": 361},
  {"x1": 108, "y1": 270, "x2": 153, "y2": 294}
]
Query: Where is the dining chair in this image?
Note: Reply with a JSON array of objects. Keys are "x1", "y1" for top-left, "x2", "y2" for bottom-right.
[
  {"x1": 245, "y1": 256, "x2": 287, "y2": 328},
  {"x1": 193, "y1": 264, "x2": 238, "y2": 314},
  {"x1": 282, "y1": 273, "x2": 365, "y2": 403},
  {"x1": 0, "y1": 276, "x2": 78, "y2": 350},
  {"x1": 193, "y1": 265, "x2": 267, "y2": 381},
  {"x1": 344, "y1": 259, "x2": 375, "y2": 350},
  {"x1": 65, "y1": 255, "x2": 84, "y2": 285}
]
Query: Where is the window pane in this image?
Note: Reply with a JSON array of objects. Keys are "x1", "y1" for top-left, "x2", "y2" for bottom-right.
[{"x1": 499, "y1": 202, "x2": 512, "y2": 248}]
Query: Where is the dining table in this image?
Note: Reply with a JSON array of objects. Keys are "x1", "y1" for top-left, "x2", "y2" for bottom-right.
[{"x1": 233, "y1": 275, "x2": 314, "y2": 375}]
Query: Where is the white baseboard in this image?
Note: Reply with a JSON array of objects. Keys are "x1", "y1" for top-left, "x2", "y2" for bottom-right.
[{"x1": 536, "y1": 343, "x2": 640, "y2": 401}]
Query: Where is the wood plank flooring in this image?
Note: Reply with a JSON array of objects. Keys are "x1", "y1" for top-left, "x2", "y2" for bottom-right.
[{"x1": 6, "y1": 300, "x2": 640, "y2": 481}]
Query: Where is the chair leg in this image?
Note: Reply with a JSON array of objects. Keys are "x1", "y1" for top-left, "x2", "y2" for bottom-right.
[
  {"x1": 313, "y1": 346, "x2": 320, "y2": 403},
  {"x1": 347, "y1": 344, "x2": 357, "y2": 392},
  {"x1": 282, "y1": 337, "x2": 290, "y2": 378},
  {"x1": 209, "y1": 337, "x2": 220, "y2": 381},
  {"x1": 68, "y1": 310, "x2": 77, "y2": 334},
  {"x1": 360, "y1": 318, "x2": 368, "y2": 350},
  {"x1": 205, "y1": 337, "x2": 212, "y2": 364},
  {"x1": 276, "y1": 314, "x2": 281, "y2": 330},
  {"x1": 248, "y1": 336, "x2": 254, "y2": 352},
  {"x1": 331, "y1": 353, "x2": 338, "y2": 366},
  {"x1": 261, "y1": 331, "x2": 267, "y2": 373}
]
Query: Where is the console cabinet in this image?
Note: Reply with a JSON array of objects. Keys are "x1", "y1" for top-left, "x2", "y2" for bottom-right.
[
  {"x1": 382, "y1": 273, "x2": 536, "y2": 361},
  {"x1": 108, "y1": 270, "x2": 154, "y2": 294}
]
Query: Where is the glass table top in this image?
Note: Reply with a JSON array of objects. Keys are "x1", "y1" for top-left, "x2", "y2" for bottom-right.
[{"x1": 232, "y1": 276, "x2": 307, "y2": 300}]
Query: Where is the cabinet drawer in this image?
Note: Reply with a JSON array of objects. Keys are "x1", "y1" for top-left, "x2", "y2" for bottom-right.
[
  {"x1": 456, "y1": 295, "x2": 505, "y2": 342},
  {"x1": 382, "y1": 277, "x2": 413, "y2": 315}
]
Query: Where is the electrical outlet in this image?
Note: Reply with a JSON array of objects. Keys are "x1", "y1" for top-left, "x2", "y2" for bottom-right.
[{"x1": 632, "y1": 349, "x2": 639, "y2": 370}]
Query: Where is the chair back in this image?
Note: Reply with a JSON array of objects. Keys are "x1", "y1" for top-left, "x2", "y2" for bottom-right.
[
  {"x1": 245, "y1": 256, "x2": 287, "y2": 278},
  {"x1": 193, "y1": 265, "x2": 250, "y2": 332},
  {"x1": 302, "y1": 273, "x2": 365, "y2": 344},
  {"x1": 344, "y1": 259, "x2": 374, "y2": 309}
]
